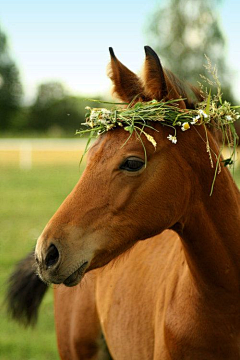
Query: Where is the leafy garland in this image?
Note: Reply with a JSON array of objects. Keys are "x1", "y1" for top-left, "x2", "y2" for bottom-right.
[{"x1": 76, "y1": 59, "x2": 239, "y2": 195}]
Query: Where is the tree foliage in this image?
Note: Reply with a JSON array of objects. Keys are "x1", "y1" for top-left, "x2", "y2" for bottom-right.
[
  {"x1": 26, "y1": 81, "x2": 107, "y2": 135},
  {"x1": 147, "y1": 0, "x2": 234, "y2": 102},
  {"x1": 0, "y1": 26, "x2": 23, "y2": 130}
]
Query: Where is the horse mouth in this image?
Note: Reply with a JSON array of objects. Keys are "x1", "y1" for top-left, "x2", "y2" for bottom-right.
[{"x1": 63, "y1": 261, "x2": 89, "y2": 287}]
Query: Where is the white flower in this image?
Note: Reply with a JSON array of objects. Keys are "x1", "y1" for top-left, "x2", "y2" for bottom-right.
[
  {"x1": 167, "y1": 134, "x2": 177, "y2": 144},
  {"x1": 90, "y1": 110, "x2": 99, "y2": 116},
  {"x1": 89, "y1": 111, "x2": 98, "y2": 121},
  {"x1": 225, "y1": 115, "x2": 233, "y2": 121},
  {"x1": 100, "y1": 109, "x2": 111, "y2": 121},
  {"x1": 85, "y1": 106, "x2": 91, "y2": 110},
  {"x1": 191, "y1": 109, "x2": 209, "y2": 124},
  {"x1": 99, "y1": 119, "x2": 108, "y2": 125},
  {"x1": 181, "y1": 122, "x2": 190, "y2": 131},
  {"x1": 101, "y1": 108, "x2": 111, "y2": 115},
  {"x1": 198, "y1": 109, "x2": 208, "y2": 118},
  {"x1": 191, "y1": 115, "x2": 200, "y2": 124}
]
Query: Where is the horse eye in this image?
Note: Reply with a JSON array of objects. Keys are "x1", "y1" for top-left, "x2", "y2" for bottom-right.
[{"x1": 120, "y1": 158, "x2": 145, "y2": 172}]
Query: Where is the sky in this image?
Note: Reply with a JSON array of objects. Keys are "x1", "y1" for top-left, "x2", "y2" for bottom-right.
[{"x1": 1, "y1": 0, "x2": 240, "y2": 103}]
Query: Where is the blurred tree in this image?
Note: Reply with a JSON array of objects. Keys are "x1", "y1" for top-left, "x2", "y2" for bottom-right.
[
  {"x1": 29, "y1": 82, "x2": 75, "y2": 132},
  {"x1": 33, "y1": 82, "x2": 66, "y2": 110},
  {"x1": 147, "y1": 0, "x2": 234, "y2": 103},
  {"x1": 28, "y1": 81, "x2": 106, "y2": 134},
  {"x1": 0, "y1": 26, "x2": 23, "y2": 130}
]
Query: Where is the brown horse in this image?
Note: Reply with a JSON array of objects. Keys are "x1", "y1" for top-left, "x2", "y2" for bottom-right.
[{"x1": 7, "y1": 47, "x2": 240, "y2": 359}]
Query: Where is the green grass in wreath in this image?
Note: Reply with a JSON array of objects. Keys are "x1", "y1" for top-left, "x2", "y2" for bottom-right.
[{"x1": 76, "y1": 59, "x2": 239, "y2": 195}]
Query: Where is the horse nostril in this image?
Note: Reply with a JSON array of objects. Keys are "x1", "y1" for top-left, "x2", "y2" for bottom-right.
[{"x1": 45, "y1": 244, "x2": 59, "y2": 269}]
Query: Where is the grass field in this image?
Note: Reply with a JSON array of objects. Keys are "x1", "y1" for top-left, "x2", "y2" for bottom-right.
[
  {"x1": 0, "y1": 151, "x2": 240, "y2": 360},
  {"x1": 0, "y1": 160, "x2": 84, "y2": 360}
]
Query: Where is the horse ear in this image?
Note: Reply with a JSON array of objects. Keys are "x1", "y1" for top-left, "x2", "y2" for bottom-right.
[
  {"x1": 143, "y1": 46, "x2": 168, "y2": 100},
  {"x1": 107, "y1": 47, "x2": 146, "y2": 103},
  {"x1": 143, "y1": 46, "x2": 186, "y2": 108}
]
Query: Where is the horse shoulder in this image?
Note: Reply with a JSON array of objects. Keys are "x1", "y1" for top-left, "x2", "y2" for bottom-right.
[{"x1": 95, "y1": 230, "x2": 186, "y2": 359}]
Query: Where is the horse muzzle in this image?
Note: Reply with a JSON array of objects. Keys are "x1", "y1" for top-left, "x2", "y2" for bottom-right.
[{"x1": 35, "y1": 240, "x2": 89, "y2": 287}]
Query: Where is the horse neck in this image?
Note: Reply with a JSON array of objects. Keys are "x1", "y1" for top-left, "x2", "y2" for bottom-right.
[{"x1": 176, "y1": 154, "x2": 240, "y2": 295}]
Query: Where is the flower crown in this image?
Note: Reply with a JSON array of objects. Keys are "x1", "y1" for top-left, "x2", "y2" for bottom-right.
[
  {"x1": 76, "y1": 60, "x2": 239, "y2": 195},
  {"x1": 81, "y1": 98, "x2": 239, "y2": 142}
]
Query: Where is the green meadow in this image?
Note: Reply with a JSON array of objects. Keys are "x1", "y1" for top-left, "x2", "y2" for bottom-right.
[
  {"x1": 0, "y1": 164, "x2": 83, "y2": 360},
  {"x1": 0, "y1": 161, "x2": 240, "y2": 360}
]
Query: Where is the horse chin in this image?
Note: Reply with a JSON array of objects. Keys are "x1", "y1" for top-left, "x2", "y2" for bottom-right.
[{"x1": 62, "y1": 261, "x2": 89, "y2": 287}]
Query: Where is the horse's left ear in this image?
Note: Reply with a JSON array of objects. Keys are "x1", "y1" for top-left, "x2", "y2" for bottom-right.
[
  {"x1": 143, "y1": 46, "x2": 168, "y2": 100},
  {"x1": 107, "y1": 47, "x2": 146, "y2": 103},
  {"x1": 143, "y1": 46, "x2": 185, "y2": 108}
]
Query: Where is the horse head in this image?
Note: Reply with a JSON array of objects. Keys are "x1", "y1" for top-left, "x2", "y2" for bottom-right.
[{"x1": 35, "y1": 47, "x2": 217, "y2": 287}]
